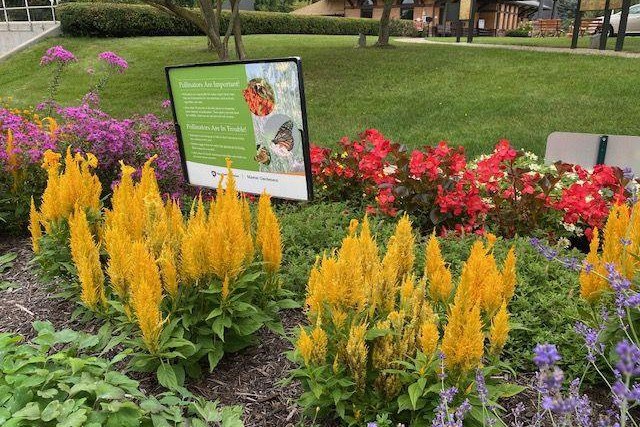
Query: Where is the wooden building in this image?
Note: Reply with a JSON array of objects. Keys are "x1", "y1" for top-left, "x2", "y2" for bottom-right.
[{"x1": 292, "y1": 0, "x2": 546, "y2": 35}]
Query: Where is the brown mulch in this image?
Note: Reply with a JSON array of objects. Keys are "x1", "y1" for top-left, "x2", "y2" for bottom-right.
[
  {"x1": 0, "y1": 236, "x2": 100, "y2": 338},
  {"x1": 0, "y1": 236, "x2": 307, "y2": 427}
]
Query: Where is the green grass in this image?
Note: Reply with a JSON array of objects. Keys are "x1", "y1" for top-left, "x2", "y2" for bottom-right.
[
  {"x1": 1, "y1": 34, "x2": 640, "y2": 156},
  {"x1": 435, "y1": 35, "x2": 640, "y2": 52}
]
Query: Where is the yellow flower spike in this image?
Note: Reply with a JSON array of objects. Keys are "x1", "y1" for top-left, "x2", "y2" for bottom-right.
[
  {"x1": 296, "y1": 328, "x2": 314, "y2": 366},
  {"x1": 257, "y1": 192, "x2": 282, "y2": 275},
  {"x1": 68, "y1": 205, "x2": 105, "y2": 310},
  {"x1": 501, "y1": 246, "x2": 517, "y2": 303},
  {"x1": 221, "y1": 275, "x2": 230, "y2": 300},
  {"x1": 347, "y1": 218, "x2": 359, "y2": 236},
  {"x1": 28, "y1": 197, "x2": 42, "y2": 253},
  {"x1": 485, "y1": 233, "x2": 498, "y2": 252},
  {"x1": 382, "y1": 214, "x2": 415, "y2": 283},
  {"x1": 104, "y1": 224, "x2": 131, "y2": 299},
  {"x1": 345, "y1": 323, "x2": 368, "y2": 392},
  {"x1": 419, "y1": 320, "x2": 440, "y2": 357},
  {"x1": 310, "y1": 326, "x2": 328, "y2": 365},
  {"x1": 159, "y1": 245, "x2": 179, "y2": 300},
  {"x1": 441, "y1": 285, "x2": 484, "y2": 374},
  {"x1": 425, "y1": 233, "x2": 453, "y2": 303},
  {"x1": 489, "y1": 302, "x2": 510, "y2": 355},
  {"x1": 579, "y1": 228, "x2": 608, "y2": 303}
]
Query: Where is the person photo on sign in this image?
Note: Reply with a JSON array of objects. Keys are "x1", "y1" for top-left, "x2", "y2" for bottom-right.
[{"x1": 243, "y1": 77, "x2": 276, "y2": 116}]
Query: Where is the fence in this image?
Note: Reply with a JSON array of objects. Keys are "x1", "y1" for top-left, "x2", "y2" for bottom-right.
[{"x1": 1, "y1": 0, "x2": 59, "y2": 30}]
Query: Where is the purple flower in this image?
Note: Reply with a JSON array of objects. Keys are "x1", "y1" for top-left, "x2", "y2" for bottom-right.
[
  {"x1": 622, "y1": 167, "x2": 634, "y2": 180},
  {"x1": 475, "y1": 369, "x2": 488, "y2": 405},
  {"x1": 529, "y1": 238, "x2": 559, "y2": 261},
  {"x1": 98, "y1": 51, "x2": 128, "y2": 72},
  {"x1": 161, "y1": 99, "x2": 172, "y2": 109},
  {"x1": 574, "y1": 322, "x2": 604, "y2": 363},
  {"x1": 432, "y1": 387, "x2": 470, "y2": 427},
  {"x1": 40, "y1": 45, "x2": 76, "y2": 66},
  {"x1": 533, "y1": 343, "x2": 561, "y2": 368},
  {"x1": 615, "y1": 339, "x2": 640, "y2": 376}
]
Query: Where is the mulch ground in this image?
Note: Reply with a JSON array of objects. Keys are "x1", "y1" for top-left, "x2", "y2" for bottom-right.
[{"x1": 1, "y1": 236, "x2": 632, "y2": 427}]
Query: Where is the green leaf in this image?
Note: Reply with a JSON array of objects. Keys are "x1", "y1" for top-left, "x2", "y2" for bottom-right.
[
  {"x1": 408, "y1": 377, "x2": 426, "y2": 410},
  {"x1": 37, "y1": 388, "x2": 59, "y2": 399},
  {"x1": 54, "y1": 329, "x2": 79, "y2": 344},
  {"x1": 96, "y1": 382, "x2": 126, "y2": 401},
  {"x1": 365, "y1": 327, "x2": 392, "y2": 341},
  {"x1": 12, "y1": 402, "x2": 41, "y2": 420},
  {"x1": 207, "y1": 345, "x2": 224, "y2": 372},
  {"x1": 156, "y1": 364, "x2": 178, "y2": 391},
  {"x1": 276, "y1": 299, "x2": 300, "y2": 309},
  {"x1": 41, "y1": 400, "x2": 61, "y2": 422}
]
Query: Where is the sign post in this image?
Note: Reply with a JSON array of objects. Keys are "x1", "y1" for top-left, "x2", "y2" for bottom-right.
[
  {"x1": 616, "y1": 0, "x2": 631, "y2": 51},
  {"x1": 571, "y1": 0, "x2": 582, "y2": 48},
  {"x1": 165, "y1": 58, "x2": 313, "y2": 201},
  {"x1": 467, "y1": 0, "x2": 477, "y2": 43},
  {"x1": 599, "y1": 0, "x2": 611, "y2": 50}
]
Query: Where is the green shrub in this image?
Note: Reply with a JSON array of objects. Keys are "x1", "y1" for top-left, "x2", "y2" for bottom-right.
[
  {"x1": 59, "y1": 3, "x2": 418, "y2": 38},
  {"x1": 0, "y1": 321, "x2": 244, "y2": 427},
  {"x1": 505, "y1": 28, "x2": 531, "y2": 37}
]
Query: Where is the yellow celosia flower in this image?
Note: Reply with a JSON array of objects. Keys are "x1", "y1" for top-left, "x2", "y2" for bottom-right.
[
  {"x1": 425, "y1": 233, "x2": 453, "y2": 303},
  {"x1": 381, "y1": 215, "x2": 415, "y2": 286},
  {"x1": 501, "y1": 246, "x2": 517, "y2": 303},
  {"x1": 208, "y1": 159, "x2": 254, "y2": 282},
  {"x1": 296, "y1": 328, "x2": 314, "y2": 366},
  {"x1": 441, "y1": 286, "x2": 484, "y2": 374},
  {"x1": 489, "y1": 302, "x2": 510, "y2": 355},
  {"x1": 256, "y1": 193, "x2": 282, "y2": 274},
  {"x1": 310, "y1": 326, "x2": 328, "y2": 365},
  {"x1": 29, "y1": 197, "x2": 42, "y2": 253},
  {"x1": 180, "y1": 197, "x2": 209, "y2": 282},
  {"x1": 129, "y1": 241, "x2": 164, "y2": 353},
  {"x1": 346, "y1": 323, "x2": 368, "y2": 391},
  {"x1": 159, "y1": 245, "x2": 179, "y2": 300},
  {"x1": 580, "y1": 228, "x2": 608, "y2": 303},
  {"x1": 419, "y1": 320, "x2": 439, "y2": 357},
  {"x1": 68, "y1": 206, "x2": 105, "y2": 310},
  {"x1": 457, "y1": 240, "x2": 503, "y2": 315},
  {"x1": 104, "y1": 224, "x2": 132, "y2": 299}
]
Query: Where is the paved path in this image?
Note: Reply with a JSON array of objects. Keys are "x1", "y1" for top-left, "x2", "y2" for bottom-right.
[{"x1": 395, "y1": 38, "x2": 640, "y2": 58}]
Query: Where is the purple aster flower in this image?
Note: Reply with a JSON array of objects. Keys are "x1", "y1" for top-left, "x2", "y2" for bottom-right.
[
  {"x1": 533, "y1": 343, "x2": 561, "y2": 368},
  {"x1": 98, "y1": 51, "x2": 128, "y2": 72},
  {"x1": 40, "y1": 45, "x2": 76, "y2": 66},
  {"x1": 161, "y1": 99, "x2": 172, "y2": 109}
]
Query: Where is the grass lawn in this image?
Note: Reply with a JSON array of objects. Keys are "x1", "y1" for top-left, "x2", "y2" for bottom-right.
[
  {"x1": 1, "y1": 34, "x2": 639, "y2": 157},
  {"x1": 434, "y1": 34, "x2": 640, "y2": 52}
]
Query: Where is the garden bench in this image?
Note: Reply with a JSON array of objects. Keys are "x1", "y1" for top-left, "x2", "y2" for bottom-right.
[
  {"x1": 533, "y1": 19, "x2": 563, "y2": 37},
  {"x1": 568, "y1": 19, "x2": 602, "y2": 36}
]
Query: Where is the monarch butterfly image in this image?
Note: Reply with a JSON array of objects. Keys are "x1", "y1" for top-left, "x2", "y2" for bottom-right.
[{"x1": 271, "y1": 120, "x2": 294, "y2": 152}]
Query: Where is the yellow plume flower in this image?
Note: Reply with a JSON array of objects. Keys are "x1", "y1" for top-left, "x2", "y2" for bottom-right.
[
  {"x1": 129, "y1": 241, "x2": 164, "y2": 353},
  {"x1": 310, "y1": 326, "x2": 328, "y2": 365},
  {"x1": 103, "y1": 224, "x2": 131, "y2": 299},
  {"x1": 419, "y1": 320, "x2": 440, "y2": 357},
  {"x1": 489, "y1": 302, "x2": 510, "y2": 355},
  {"x1": 296, "y1": 328, "x2": 314, "y2": 366},
  {"x1": 425, "y1": 233, "x2": 453, "y2": 303},
  {"x1": 29, "y1": 197, "x2": 42, "y2": 253},
  {"x1": 180, "y1": 197, "x2": 209, "y2": 283},
  {"x1": 256, "y1": 193, "x2": 282, "y2": 274},
  {"x1": 501, "y1": 246, "x2": 517, "y2": 303},
  {"x1": 159, "y1": 245, "x2": 179, "y2": 300},
  {"x1": 441, "y1": 286, "x2": 484, "y2": 374},
  {"x1": 381, "y1": 215, "x2": 415, "y2": 286},
  {"x1": 580, "y1": 228, "x2": 608, "y2": 303},
  {"x1": 68, "y1": 206, "x2": 105, "y2": 310},
  {"x1": 346, "y1": 323, "x2": 368, "y2": 391}
]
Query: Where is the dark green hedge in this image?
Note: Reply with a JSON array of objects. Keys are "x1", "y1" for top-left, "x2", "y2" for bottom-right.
[{"x1": 59, "y1": 3, "x2": 418, "y2": 38}]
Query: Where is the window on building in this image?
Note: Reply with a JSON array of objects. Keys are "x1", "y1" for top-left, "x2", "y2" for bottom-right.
[
  {"x1": 400, "y1": 0, "x2": 414, "y2": 20},
  {"x1": 361, "y1": 0, "x2": 374, "y2": 18}
]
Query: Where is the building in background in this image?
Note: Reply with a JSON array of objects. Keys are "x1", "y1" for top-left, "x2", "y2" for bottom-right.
[{"x1": 292, "y1": 0, "x2": 549, "y2": 35}]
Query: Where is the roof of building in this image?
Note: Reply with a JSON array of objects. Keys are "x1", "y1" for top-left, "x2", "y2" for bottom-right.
[
  {"x1": 291, "y1": 0, "x2": 345, "y2": 16},
  {"x1": 221, "y1": 0, "x2": 256, "y2": 11}
]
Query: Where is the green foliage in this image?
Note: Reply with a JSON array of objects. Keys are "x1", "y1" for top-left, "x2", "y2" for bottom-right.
[
  {"x1": 32, "y1": 219, "x2": 76, "y2": 282},
  {"x1": 0, "y1": 322, "x2": 244, "y2": 427},
  {"x1": 58, "y1": 3, "x2": 418, "y2": 38},
  {"x1": 439, "y1": 236, "x2": 589, "y2": 379},
  {"x1": 0, "y1": 166, "x2": 46, "y2": 235},
  {"x1": 254, "y1": 0, "x2": 295, "y2": 12},
  {"x1": 505, "y1": 28, "x2": 530, "y2": 37}
]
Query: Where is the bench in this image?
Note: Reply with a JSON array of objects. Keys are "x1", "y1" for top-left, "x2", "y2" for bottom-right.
[
  {"x1": 568, "y1": 18, "x2": 602, "y2": 36},
  {"x1": 533, "y1": 19, "x2": 563, "y2": 37}
]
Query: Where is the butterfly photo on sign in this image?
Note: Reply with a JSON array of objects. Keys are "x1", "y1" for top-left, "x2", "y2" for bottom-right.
[{"x1": 245, "y1": 62, "x2": 306, "y2": 175}]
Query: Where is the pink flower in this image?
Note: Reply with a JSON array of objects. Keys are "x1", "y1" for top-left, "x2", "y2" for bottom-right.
[
  {"x1": 40, "y1": 46, "x2": 76, "y2": 66},
  {"x1": 98, "y1": 51, "x2": 128, "y2": 73}
]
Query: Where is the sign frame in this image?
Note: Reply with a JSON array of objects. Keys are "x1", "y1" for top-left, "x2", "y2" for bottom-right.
[{"x1": 165, "y1": 57, "x2": 314, "y2": 201}]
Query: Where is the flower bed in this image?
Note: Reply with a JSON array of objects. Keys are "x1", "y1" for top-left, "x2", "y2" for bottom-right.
[{"x1": 312, "y1": 129, "x2": 636, "y2": 239}]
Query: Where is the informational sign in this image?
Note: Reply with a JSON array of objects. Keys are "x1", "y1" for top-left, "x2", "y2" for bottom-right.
[
  {"x1": 580, "y1": 0, "x2": 623, "y2": 11},
  {"x1": 545, "y1": 132, "x2": 640, "y2": 173},
  {"x1": 165, "y1": 58, "x2": 313, "y2": 201},
  {"x1": 459, "y1": 0, "x2": 472, "y2": 20}
]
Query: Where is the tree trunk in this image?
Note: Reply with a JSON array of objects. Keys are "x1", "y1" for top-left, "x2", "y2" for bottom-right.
[
  {"x1": 222, "y1": 0, "x2": 240, "y2": 60},
  {"x1": 376, "y1": 0, "x2": 394, "y2": 47},
  {"x1": 233, "y1": 12, "x2": 246, "y2": 59}
]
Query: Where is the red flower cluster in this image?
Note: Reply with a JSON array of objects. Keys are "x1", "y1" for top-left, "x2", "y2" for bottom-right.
[{"x1": 311, "y1": 130, "x2": 635, "y2": 238}]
